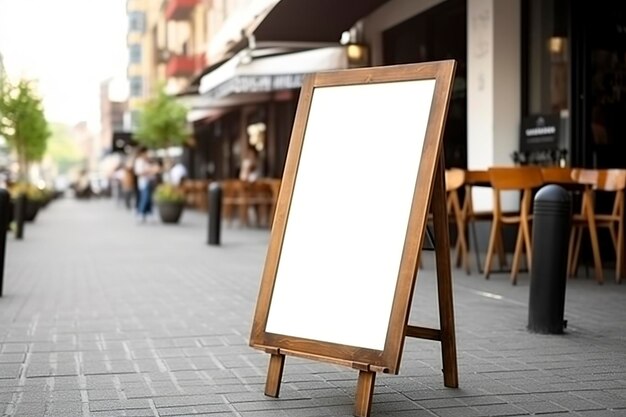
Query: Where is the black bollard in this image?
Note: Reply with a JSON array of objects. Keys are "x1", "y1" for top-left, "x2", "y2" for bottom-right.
[
  {"x1": 14, "y1": 194, "x2": 26, "y2": 240},
  {"x1": 528, "y1": 184, "x2": 571, "y2": 334},
  {"x1": 208, "y1": 182, "x2": 222, "y2": 246},
  {"x1": 0, "y1": 189, "x2": 9, "y2": 296}
]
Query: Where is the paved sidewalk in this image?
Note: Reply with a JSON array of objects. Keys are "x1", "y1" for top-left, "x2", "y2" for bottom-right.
[{"x1": 1, "y1": 198, "x2": 626, "y2": 417}]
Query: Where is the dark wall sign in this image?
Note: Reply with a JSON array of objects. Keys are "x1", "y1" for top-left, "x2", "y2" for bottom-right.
[{"x1": 520, "y1": 114, "x2": 560, "y2": 151}]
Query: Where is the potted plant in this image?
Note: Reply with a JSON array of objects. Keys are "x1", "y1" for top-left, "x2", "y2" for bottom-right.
[
  {"x1": 135, "y1": 85, "x2": 190, "y2": 223},
  {"x1": 154, "y1": 183, "x2": 185, "y2": 223},
  {"x1": 8, "y1": 182, "x2": 45, "y2": 221}
]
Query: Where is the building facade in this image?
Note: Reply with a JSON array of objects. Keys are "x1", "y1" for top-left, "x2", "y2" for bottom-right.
[
  {"x1": 127, "y1": 0, "x2": 626, "y2": 191},
  {"x1": 126, "y1": 0, "x2": 208, "y2": 130}
]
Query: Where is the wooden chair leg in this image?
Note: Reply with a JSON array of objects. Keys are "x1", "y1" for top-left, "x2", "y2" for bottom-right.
[
  {"x1": 571, "y1": 227, "x2": 583, "y2": 277},
  {"x1": 453, "y1": 205, "x2": 470, "y2": 274},
  {"x1": 609, "y1": 225, "x2": 618, "y2": 254},
  {"x1": 458, "y1": 224, "x2": 470, "y2": 275},
  {"x1": 567, "y1": 227, "x2": 578, "y2": 277},
  {"x1": 238, "y1": 203, "x2": 248, "y2": 227},
  {"x1": 522, "y1": 219, "x2": 533, "y2": 271},
  {"x1": 452, "y1": 218, "x2": 461, "y2": 267},
  {"x1": 496, "y1": 231, "x2": 507, "y2": 269},
  {"x1": 510, "y1": 225, "x2": 524, "y2": 285},
  {"x1": 484, "y1": 221, "x2": 500, "y2": 279},
  {"x1": 587, "y1": 217, "x2": 604, "y2": 284},
  {"x1": 617, "y1": 219, "x2": 624, "y2": 283},
  {"x1": 449, "y1": 194, "x2": 469, "y2": 273}
]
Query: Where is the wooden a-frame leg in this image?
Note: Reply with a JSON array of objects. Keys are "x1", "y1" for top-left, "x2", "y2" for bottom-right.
[
  {"x1": 354, "y1": 370, "x2": 376, "y2": 417},
  {"x1": 431, "y1": 155, "x2": 459, "y2": 388},
  {"x1": 264, "y1": 353, "x2": 285, "y2": 398}
]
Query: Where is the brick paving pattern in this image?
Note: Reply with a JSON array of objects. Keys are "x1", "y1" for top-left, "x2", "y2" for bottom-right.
[{"x1": 1, "y1": 198, "x2": 626, "y2": 416}]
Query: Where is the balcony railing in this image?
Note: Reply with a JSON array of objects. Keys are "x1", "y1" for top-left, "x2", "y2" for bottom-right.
[
  {"x1": 165, "y1": 0, "x2": 200, "y2": 21},
  {"x1": 166, "y1": 54, "x2": 205, "y2": 78}
]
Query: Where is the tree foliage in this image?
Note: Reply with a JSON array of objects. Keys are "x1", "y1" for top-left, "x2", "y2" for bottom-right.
[
  {"x1": 0, "y1": 78, "x2": 50, "y2": 181},
  {"x1": 135, "y1": 87, "x2": 189, "y2": 151}
]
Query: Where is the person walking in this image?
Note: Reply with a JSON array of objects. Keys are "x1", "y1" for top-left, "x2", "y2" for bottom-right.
[
  {"x1": 134, "y1": 147, "x2": 154, "y2": 222},
  {"x1": 120, "y1": 161, "x2": 135, "y2": 210},
  {"x1": 169, "y1": 157, "x2": 188, "y2": 186}
]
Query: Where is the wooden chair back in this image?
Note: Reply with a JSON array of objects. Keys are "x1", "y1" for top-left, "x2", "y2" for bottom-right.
[
  {"x1": 220, "y1": 179, "x2": 248, "y2": 226},
  {"x1": 445, "y1": 169, "x2": 465, "y2": 192},
  {"x1": 488, "y1": 166, "x2": 544, "y2": 191},
  {"x1": 541, "y1": 167, "x2": 575, "y2": 185},
  {"x1": 598, "y1": 169, "x2": 626, "y2": 192},
  {"x1": 464, "y1": 170, "x2": 489, "y2": 186},
  {"x1": 571, "y1": 168, "x2": 598, "y2": 186}
]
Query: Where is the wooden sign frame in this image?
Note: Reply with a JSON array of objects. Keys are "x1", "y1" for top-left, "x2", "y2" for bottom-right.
[{"x1": 250, "y1": 60, "x2": 458, "y2": 417}]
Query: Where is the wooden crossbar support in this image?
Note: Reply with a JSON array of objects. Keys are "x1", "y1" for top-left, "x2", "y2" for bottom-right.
[{"x1": 405, "y1": 325, "x2": 442, "y2": 341}]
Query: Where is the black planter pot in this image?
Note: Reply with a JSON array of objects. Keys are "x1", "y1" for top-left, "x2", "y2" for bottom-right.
[
  {"x1": 24, "y1": 199, "x2": 40, "y2": 222},
  {"x1": 157, "y1": 201, "x2": 184, "y2": 224}
]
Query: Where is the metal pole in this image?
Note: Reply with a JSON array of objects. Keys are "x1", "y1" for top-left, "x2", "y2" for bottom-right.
[
  {"x1": 208, "y1": 182, "x2": 222, "y2": 246},
  {"x1": 14, "y1": 193, "x2": 26, "y2": 240},
  {"x1": 0, "y1": 189, "x2": 9, "y2": 296},
  {"x1": 528, "y1": 185, "x2": 571, "y2": 334}
]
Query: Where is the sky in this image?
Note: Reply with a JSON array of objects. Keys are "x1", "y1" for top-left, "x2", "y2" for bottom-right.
[{"x1": 0, "y1": 0, "x2": 128, "y2": 131}]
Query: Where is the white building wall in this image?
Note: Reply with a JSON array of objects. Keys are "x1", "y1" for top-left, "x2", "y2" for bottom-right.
[{"x1": 467, "y1": 0, "x2": 521, "y2": 211}]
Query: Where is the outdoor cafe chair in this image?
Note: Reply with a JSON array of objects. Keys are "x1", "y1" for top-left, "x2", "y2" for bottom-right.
[
  {"x1": 568, "y1": 169, "x2": 626, "y2": 284},
  {"x1": 445, "y1": 168, "x2": 470, "y2": 274},
  {"x1": 421, "y1": 169, "x2": 468, "y2": 272},
  {"x1": 484, "y1": 166, "x2": 544, "y2": 284},
  {"x1": 245, "y1": 178, "x2": 281, "y2": 228},
  {"x1": 221, "y1": 179, "x2": 249, "y2": 227},
  {"x1": 462, "y1": 170, "x2": 501, "y2": 274}
]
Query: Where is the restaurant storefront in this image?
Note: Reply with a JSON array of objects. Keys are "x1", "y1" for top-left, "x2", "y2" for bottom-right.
[{"x1": 185, "y1": 0, "x2": 626, "y2": 182}]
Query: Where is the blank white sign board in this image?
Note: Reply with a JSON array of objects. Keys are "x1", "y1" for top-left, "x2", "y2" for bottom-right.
[
  {"x1": 251, "y1": 62, "x2": 457, "y2": 382},
  {"x1": 265, "y1": 79, "x2": 436, "y2": 350}
]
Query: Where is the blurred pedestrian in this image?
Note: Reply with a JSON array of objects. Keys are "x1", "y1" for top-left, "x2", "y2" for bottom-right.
[
  {"x1": 134, "y1": 147, "x2": 154, "y2": 222},
  {"x1": 239, "y1": 144, "x2": 260, "y2": 182},
  {"x1": 169, "y1": 157, "x2": 188, "y2": 186},
  {"x1": 120, "y1": 161, "x2": 135, "y2": 210}
]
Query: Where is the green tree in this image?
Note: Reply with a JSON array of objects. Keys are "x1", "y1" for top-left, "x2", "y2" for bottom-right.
[
  {"x1": 0, "y1": 79, "x2": 50, "y2": 182},
  {"x1": 134, "y1": 86, "x2": 189, "y2": 163}
]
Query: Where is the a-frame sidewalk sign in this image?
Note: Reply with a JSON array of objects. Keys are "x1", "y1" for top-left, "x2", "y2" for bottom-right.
[{"x1": 250, "y1": 60, "x2": 458, "y2": 417}]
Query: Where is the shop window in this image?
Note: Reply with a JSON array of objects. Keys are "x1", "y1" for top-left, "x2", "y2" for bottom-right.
[
  {"x1": 525, "y1": 0, "x2": 570, "y2": 115},
  {"x1": 129, "y1": 44, "x2": 142, "y2": 64},
  {"x1": 128, "y1": 11, "x2": 145, "y2": 33}
]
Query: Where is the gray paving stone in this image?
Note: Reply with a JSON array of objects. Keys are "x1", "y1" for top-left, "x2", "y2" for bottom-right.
[{"x1": 1, "y1": 199, "x2": 625, "y2": 417}]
